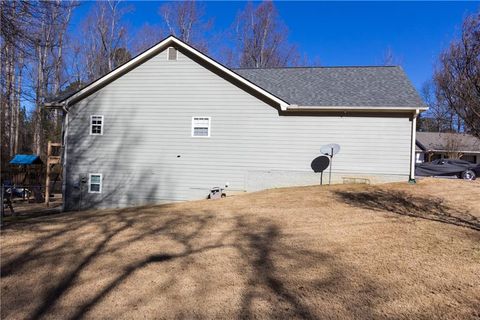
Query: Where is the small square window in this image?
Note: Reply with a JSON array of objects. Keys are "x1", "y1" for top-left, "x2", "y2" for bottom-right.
[
  {"x1": 90, "y1": 115, "x2": 104, "y2": 135},
  {"x1": 88, "y1": 173, "x2": 102, "y2": 193},
  {"x1": 192, "y1": 117, "x2": 210, "y2": 137}
]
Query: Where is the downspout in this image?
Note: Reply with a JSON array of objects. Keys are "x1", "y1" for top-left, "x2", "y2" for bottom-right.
[
  {"x1": 409, "y1": 109, "x2": 420, "y2": 183},
  {"x1": 61, "y1": 104, "x2": 69, "y2": 211}
]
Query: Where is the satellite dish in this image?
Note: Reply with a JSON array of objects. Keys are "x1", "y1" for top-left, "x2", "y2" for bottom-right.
[
  {"x1": 311, "y1": 156, "x2": 330, "y2": 173},
  {"x1": 320, "y1": 143, "x2": 341, "y2": 156}
]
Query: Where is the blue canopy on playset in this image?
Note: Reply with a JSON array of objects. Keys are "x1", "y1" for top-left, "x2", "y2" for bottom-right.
[{"x1": 9, "y1": 154, "x2": 43, "y2": 165}]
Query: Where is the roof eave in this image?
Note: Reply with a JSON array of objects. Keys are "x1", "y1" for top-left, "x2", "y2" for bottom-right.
[
  {"x1": 285, "y1": 106, "x2": 428, "y2": 112},
  {"x1": 422, "y1": 149, "x2": 480, "y2": 154},
  {"x1": 44, "y1": 102, "x2": 65, "y2": 109}
]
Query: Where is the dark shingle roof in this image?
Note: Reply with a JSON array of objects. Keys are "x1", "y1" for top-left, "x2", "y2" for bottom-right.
[
  {"x1": 416, "y1": 132, "x2": 480, "y2": 153},
  {"x1": 234, "y1": 66, "x2": 425, "y2": 108}
]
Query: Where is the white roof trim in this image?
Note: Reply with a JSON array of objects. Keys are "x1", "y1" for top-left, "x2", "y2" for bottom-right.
[
  {"x1": 421, "y1": 149, "x2": 480, "y2": 154},
  {"x1": 60, "y1": 36, "x2": 290, "y2": 109},
  {"x1": 286, "y1": 105, "x2": 428, "y2": 112}
]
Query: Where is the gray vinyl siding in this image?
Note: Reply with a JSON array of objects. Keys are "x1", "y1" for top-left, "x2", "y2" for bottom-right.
[{"x1": 64, "y1": 49, "x2": 413, "y2": 210}]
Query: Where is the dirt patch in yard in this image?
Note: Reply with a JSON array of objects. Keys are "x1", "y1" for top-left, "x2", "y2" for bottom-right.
[{"x1": 1, "y1": 178, "x2": 479, "y2": 319}]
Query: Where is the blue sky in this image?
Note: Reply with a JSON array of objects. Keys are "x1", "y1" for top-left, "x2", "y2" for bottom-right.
[{"x1": 69, "y1": 1, "x2": 479, "y2": 91}]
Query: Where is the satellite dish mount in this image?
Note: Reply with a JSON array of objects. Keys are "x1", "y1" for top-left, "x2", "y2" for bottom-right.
[{"x1": 320, "y1": 144, "x2": 341, "y2": 185}]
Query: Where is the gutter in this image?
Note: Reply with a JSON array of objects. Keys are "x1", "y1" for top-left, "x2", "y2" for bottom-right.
[
  {"x1": 44, "y1": 101, "x2": 68, "y2": 113},
  {"x1": 285, "y1": 105, "x2": 429, "y2": 112},
  {"x1": 422, "y1": 149, "x2": 480, "y2": 154}
]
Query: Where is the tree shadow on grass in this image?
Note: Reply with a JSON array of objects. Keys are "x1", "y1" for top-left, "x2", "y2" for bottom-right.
[
  {"x1": 235, "y1": 218, "x2": 317, "y2": 319},
  {"x1": 0, "y1": 208, "x2": 227, "y2": 319},
  {"x1": 334, "y1": 188, "x2": 480, "y2": 231},
  {"x1": 2, "y1": 205, "x2": 382, "y2": 320},
  {"x1": 234, "y1": 216, "x2": 382, "y2": 319}
]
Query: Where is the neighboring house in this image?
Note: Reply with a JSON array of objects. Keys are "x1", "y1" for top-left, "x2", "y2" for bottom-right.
[
  {"x1": 46, "y1": 36, "x2": 426, "y2": 211},
  {"x1": 416, "y1": 132, "x2": 480, "y2": 164}
]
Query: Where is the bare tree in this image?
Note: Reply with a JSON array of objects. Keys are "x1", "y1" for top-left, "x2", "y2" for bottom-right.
[
  {"x1": 51, "y1": 0, "x2": 75, "y2": 128},
  {"x1": 31, "y1": 1, "x2": 72, "y2": 155},
  {"x1": 381, "y1": 46, "x2": 402, "y2": 66},
  {"x1": 229, "y1": 1, "x2": 299, "y2": 68},
  {"x1": 82, "y1": 0, "x2": 131, "y2": 81},
  {"x1": 14, "y1": 53, "x2": 24, "y2": 155},
  {"x1": 1, "y1": 1, "x2": 37, "y2": 166},
  {"x1": 158, "y1": 1, "x2": 212, "y2": 52},
  {"x1": 69, "y1": 43, "x2": 84, "y2": 85},
  {"x1": 418, "y1": 80, "x2": 462, "y2": 132},
  {"x1": 1, "y1": 1, "x2": 78, "y2": 168},
  {"x1": 435, "y1": 11, "x2": 480, "y2": 138},
  {"x1": 444, "y1": 135, "x2": 463, "y2": 159},
  {"x1": 131, "y1": 23, "x2": 164, "y2": 55}
]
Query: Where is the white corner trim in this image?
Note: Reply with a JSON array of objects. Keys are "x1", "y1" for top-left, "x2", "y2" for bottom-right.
[
  {"x1": 61, "y1": 112, "x2": 69, "y2": 212},
  {"x1": 410, "y1": 109, "x2": 420, "y2": 180}
]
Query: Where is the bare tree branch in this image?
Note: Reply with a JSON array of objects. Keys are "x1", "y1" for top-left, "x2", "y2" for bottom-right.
[
  {"x1": 435, "y1": 11, "x2": 480, "y2": 138},
  {"x1": 229, "y1": 1, "x2": 299, "y2": 68}
]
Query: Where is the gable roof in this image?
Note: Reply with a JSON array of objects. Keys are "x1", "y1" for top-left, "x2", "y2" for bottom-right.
[
  {"x1": 45, "y1": 35, "x2": 425, "y2": 113},
  {"x1": 416, "y1": 132, "x2": 480, "y2": 153},
  {"x1": 45, "y1": 35, "x2": 290, "y2": 110},
  {"x1": 235, "y1": 66, "x2": 426, "y2": 111}
]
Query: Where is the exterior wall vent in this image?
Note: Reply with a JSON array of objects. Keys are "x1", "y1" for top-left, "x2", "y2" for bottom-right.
[{"x1": 168, "y1": 47, "x2": 178, "y2": 61}]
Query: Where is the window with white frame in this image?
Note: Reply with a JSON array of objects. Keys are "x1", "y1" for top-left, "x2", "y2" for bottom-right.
[
  {"x1": 192, "y1": 117, "x2": 211, "y2": 137},
  {"x1": 90, "y1": 115, "x2": 104, "y2": 135},
  {"x1": 88, "y1": 173, "x2": 102, "y2": 193}
]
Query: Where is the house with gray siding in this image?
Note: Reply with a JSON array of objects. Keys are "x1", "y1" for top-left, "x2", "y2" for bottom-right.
[{"x1": 46, "y1": 36, "x2": 427, "y2": 211}]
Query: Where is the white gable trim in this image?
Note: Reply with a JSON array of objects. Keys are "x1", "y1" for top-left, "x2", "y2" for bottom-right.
[{"x1": 49, "y1": 36, "x2": 290, "y2": 110}]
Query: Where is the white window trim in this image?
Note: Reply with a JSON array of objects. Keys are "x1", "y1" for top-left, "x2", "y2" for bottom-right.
[
  {"x1": 88, "y1": 173, "x2": 102, "y2": 193},
  {"x1": 90, "y1": 115, "x2": 104, "y2": 136},
  {"x1": 191, "y1": 117, "x2": 211, "y2": 138}
]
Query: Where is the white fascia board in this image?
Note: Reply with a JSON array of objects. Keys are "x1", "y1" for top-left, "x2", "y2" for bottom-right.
[
  {"x1": 61, "y1": 36, "x2": 289, "y2": 109},
  {"x1": 286, "y1": 105, "x2": 428, "y2": 112},
  {"x1": 426, "y1": 149, "x2": 480, "y2": 154}
]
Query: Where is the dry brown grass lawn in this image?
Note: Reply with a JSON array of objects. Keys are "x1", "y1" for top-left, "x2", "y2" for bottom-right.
[{"x1": 1, "y1": 178, "x2": 479, "y2": 319}]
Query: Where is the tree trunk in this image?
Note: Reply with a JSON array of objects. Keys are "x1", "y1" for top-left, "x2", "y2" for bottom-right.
[
  {"x1": 9, "y1": 46, "x2": 16, "y2": 157},
  {"x1": 14, "y1": 54, "x2": 23, "y2": 154},
  {"x1": 4, "y1": 44, "x2": 13, "y2": 160},
  {"x1": 34, "y1": 39, "x2": 44, "y2": 156}
]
